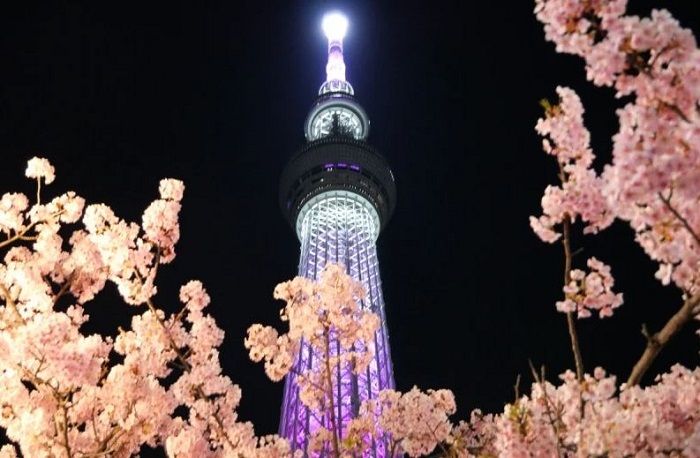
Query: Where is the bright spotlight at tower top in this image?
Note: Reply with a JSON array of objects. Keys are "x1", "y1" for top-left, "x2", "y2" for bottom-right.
[
  {"x1": 320, "y1": 11, "x2": 351, "y2": 91},
  {"x1": 322, "y1": 12, "x2": 348, "y2": 41}
]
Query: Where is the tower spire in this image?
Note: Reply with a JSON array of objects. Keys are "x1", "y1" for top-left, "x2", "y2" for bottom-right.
[
  {"x1": 323, "y1": 12, "x2": 348, "y2": 83},
  {"x1": 318, "y1": 12, "x2": 354, "y2": 95},
  {"x1": 305, "y1": 13, "x2": 369, "y2": 142}
]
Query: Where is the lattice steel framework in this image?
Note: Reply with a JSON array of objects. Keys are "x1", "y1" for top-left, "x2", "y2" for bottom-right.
[
  {"x1": 278, "y1": 13, "x2": 398, "y2": 457},
  {"x1": 279, "y1": 193, "x2": 395, "y2": 456}
]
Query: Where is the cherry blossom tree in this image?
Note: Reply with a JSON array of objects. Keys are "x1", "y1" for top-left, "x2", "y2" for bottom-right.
[
  {"x1": 530, "y1": 0, "x2": 700, "y2": 386},
  {"x1": 0, "y1": 159, "x2": 293, "y2": 457},
  {"x1": 450, "y1": 0, "x2": 700, "y2": 455}
]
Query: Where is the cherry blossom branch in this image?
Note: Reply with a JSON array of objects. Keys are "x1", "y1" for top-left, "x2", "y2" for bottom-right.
[
  {"x1": 561, "y1": 216, "x2": 584, "y2": 381},
  {"x1": 52, "y1": 272, "x2": 76, "y2": 306},
  {"x1": 143, "y1": 296, "x2": 242, "y2": 453},
  {"x1": 88, "y1": 409, "x2": 124, "y2": 457},
  {"x1": 144, "y1": 298, "x2": 190, "y2": 370},
  {"x1": 529, "y1": 361, "x2": 566, "y2": 457},
  {"x1": 0, "y1": 209, "x2": 65, "y2": 249},
  {"x1": 57, "y1": 399, "x2": 73, "y2": 458},
  {"x1": 209, "y1": 403, "x2": 242, "y2": 453},
  {"x1": 322, "y1": 328, "x2": 341, "y2": 457},
  {"x1": 624, "y1": 192, "x2": 700, "y2": 386},
  {"x1": 19, "y1": 361, "x2": 75, "y2": 458},
  {"x1": 35, "y1": 178, "x2": 43, "y2": 206},
  {"x1": 426, "y1": 423, "x2": 454, "y2": 458},
  {"x1": 0, "y1": 224, "x2": 38, "y2": 250},
  {"x1": 289, "y1": 366, "x2": 327, "y2": 396},
  {"x1": 143, "y1": 298, "x2": 241, "y2": 451},
  {"x1": 0, "y1": 284, "x2": 26, "y2": 325},
  {"x1": 85, "y1": 410, "x2": 127, "y2": 457},
  {"x1": 658, "y1": 192, "x2": 700, "y2": 249},
  {"x1": 627, "y1": 290, "x2": 700, "y2": 386}
]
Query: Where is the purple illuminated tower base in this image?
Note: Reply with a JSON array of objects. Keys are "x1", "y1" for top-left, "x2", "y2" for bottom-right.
[{"x1": 278, "y1": 13, "x2": 398, "y2": 457}]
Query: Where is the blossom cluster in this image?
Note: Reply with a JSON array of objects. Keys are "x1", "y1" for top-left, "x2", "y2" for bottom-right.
[
  {"x1": 1, "y1": 158, "x2": 465, "y2": 458},
  {"x1": 556, "y1": 256, "x2": 623, "y2": 318},
  {"x1": 369, "y1": 387, "x2": 457, "y2": 457},
  {"x1": 502, "y1": 1, "x2": 700, "y2": 453},
  {"x1": 245, "y1": 263, "x2": 380, "y2": 384},
  {"x1": 530, "y1": 86, "x2": 613, "y2": 243},
  {"x1": 457, "y1": 365, "x2": 700, "y2": 457}
]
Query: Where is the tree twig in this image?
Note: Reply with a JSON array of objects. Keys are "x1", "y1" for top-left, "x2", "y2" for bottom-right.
[
  {"x1": 626, "y1": 291, "x2": 700, "y2": 386},
  {"x1": 528, "y1": 361, "x2": 565, "y2": 457},
  {"x1": 0, "y1": 284, "x2": 26, "y2": 325},
  {"x1": 562, "y1": 216, "x2": 584, "y2": 381},
  {"x1": 658, "y1": 191, "x2": 700, "y2": 249},
  {"x1": 625, "y1": 192, "x2": 700, "y2": 386},
  {"x1": 322, "y1": 328, "x2": 341, "y2": 457}
]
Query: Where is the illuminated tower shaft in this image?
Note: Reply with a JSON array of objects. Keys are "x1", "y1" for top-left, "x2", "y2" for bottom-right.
[{"x1": 278, "y1": 13, "x2": 397, "y2": 457}]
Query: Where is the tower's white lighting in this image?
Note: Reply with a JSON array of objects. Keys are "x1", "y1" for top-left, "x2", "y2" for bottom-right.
[{"x1": 322, "y1": 13, "x2": 348, "y2": 41}]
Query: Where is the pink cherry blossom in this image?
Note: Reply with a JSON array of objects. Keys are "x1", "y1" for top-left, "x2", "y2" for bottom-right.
[
  {"x1": 533, "y1": 0, "x2": 700, "y2": 297},
  {"x1": 24, "y1": 157, "x2": 55, "y2": 184},
  {"x1": 556, "y1": 257, "x2": 624, "y2": 318},
  {"x1": 179, "y1": 280, "x2": 210, "y2": 312},
  {"x1": 530, "y1": 86, "x2": 614, "y2": 243},
  {"x1": 159, "y1": 178, "x2": 185, "y2": 202},
  {"x1": 0, "y1": 193, "x2": 29, "y2": 235}
]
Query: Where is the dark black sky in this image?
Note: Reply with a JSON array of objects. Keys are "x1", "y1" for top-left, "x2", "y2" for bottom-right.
[{"x1": 1, "y1": 0, "x2": 699, "y2": 442}]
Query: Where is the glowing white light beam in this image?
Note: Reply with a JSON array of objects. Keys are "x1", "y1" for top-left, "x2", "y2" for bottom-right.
[
  {"x1": 322, "y1": 12, "x2": 348, "y2": 41},
  {"x1": 322, "y1": 12, "x2": 349, "y2": 83}
]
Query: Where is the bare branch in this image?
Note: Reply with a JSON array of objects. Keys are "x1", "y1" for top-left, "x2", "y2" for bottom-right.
[
  {"x1": 627, "y1": 291, "x2": 700, "y2": 386},
  {"x1": 562, "y1": 215, "x2": 585, "y2": 381}
]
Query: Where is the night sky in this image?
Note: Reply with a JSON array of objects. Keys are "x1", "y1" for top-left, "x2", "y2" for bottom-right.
[{"x1": 1, "y1": 0, "x2": 699, "y2": 443}]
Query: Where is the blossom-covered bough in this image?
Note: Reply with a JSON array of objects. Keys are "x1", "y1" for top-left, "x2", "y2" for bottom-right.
[
  {"x1": 0, "y1": 159, "x2": 294, "y2": 457},
  {"x1": 499, "y1": 0, "x2": 700, "y2": 455},
  {"x1": 530, "y1": 0, "x2": 700, "y2": 385}
]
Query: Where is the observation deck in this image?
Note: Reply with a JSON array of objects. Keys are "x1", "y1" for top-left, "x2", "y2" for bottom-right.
[{"x1": 279, "y1": 133, "x2": 396, "y2": 238}]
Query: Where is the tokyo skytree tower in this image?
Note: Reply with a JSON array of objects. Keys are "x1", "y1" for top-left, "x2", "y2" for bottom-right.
[{"x1": 277, "y1": 12, "x2": 398, "y2": 457}]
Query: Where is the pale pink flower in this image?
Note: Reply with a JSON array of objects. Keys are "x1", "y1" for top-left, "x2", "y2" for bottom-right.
[
  {"x1": 142, "y1": 199, "x2": 181, "y2": 263},
  {"x1": 179, "y1": 280, "x2": 210, "y2": 312},
  {"x1": 535, "y1": 0, "x2": 700, "y2": 297},
  {"x1": 159, "y1": 178, "x2": 185, "y2": 202},
  {"x1": 0, "y1": 445, "x2": 17, "y2": 458},
  {"x1": 0, "y1": 193, "x2": 29, "y2": 234},
  {"x1": 558, "y1": 257, "x2": 623, "y2": 318},
  {"x1": 24, "y1": 157, "x2": 55, "y2": 184},
  {"x1": 52, "y1": 191, "x2": 85, "y2": 223}
]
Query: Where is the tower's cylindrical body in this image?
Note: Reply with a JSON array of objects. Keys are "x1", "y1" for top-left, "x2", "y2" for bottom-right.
[{"x1": 278, "y1": 13, "x2": 397, "y2": 457}]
